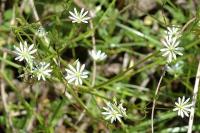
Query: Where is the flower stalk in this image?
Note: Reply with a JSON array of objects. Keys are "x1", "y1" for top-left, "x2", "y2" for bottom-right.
[
  {"x1": 151, "y1": 68, "x2": 166, "y2": 133},
  {"x1": 187, "y1": 60, "x2": 200, "y2": 133}
]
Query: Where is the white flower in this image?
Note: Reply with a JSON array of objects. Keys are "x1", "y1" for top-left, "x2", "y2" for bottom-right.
[
  {"x1": 165, "y1": 26, "x2": 181, "y2": 38},
  {"x1": 160, "y1": 26, "x2": 183, "y2": 63},
  {"x1": 102, "y1": 101, "x2": 126, "y2": 123},
  {"x1": 35, "y1": 26, "x2": 48, "y2": 37},
  {"x1": 160, "y1": 35, "x2": 183, "y2": 63},
  {"x1": 14, "y1": 41, "x2": 37, "y2": 63},
  {"x1": 69, "y1": 8, "x2": 90, "y2": 23},
  {"x1": 166, "y1": 61, "x2": 184, "y2": 76},
  {"x1": 65, "y1": 61, "x2": 89, "y2": 86},
  {"x1": 173, "y1": 96, "x2": 192, "y2": 118},
  {"x1": 88, "y1": 50, "x2": 107, "y2": 61},
  {"x1": 32, "y1": 62, "x2": 52, "y2": 81},
  {"x1": 90, "y1": 6, "x2": 101, "y2": 18},
  {"x1": 118, "y1": 103, "x2": 127, "y2": 116}
]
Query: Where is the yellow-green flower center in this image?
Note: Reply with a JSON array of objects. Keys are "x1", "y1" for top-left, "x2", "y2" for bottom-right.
[{"x1": 168, "y1": 45, "x2": 175, "y2": 52}]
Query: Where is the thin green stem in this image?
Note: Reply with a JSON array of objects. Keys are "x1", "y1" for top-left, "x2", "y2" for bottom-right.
[
  {"x1": 49, "y1": 97, "x2": 65, "y2": 126},
  {"x1": 94, "y1": 51, "x2": 158, "y2": 89},
  {"x1": 151, "y1": 68, "x2": 166, "y2": 133},
  {"x1": 116, "y1": 23, "x2": 161, "y2": 46},
  {"x1": 0, "y1": 56, "x2": 21, "y2": 68}
]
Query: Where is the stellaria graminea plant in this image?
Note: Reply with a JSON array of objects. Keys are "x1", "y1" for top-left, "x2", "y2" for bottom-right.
[
  {"x1": 65, "y1": 61, "x2": 89, "y2": 86},
  {"x1": 69, "y1": 8, "x2": 90, "y2": 23},
  {"x1": 14, "y1": 41, "x2": 37, "y2": 67},
  {"x1": 35, "y1": 26, "x2": 48, "y2": 38},
  {"x1": 166, "y1": 61, "x2": 184, "y2": 77},
  {"x1": 88, "y1": 50, "x2": 107, "y2": 62},
  {"x1": 31, "y1": 62, "x2": 52, "y2": 81},
  {"x1": 173, "y1": 96, "x2": 192, "y2": 118},
  {"x1": 35, "y1": 26, "x2": 50, "y2": 44},
  {"x1": 160, "y1": 27, "x2": 183, "y2": 63},
  {"x1": 165, "y1": 26, "x2": 181, "y2": 38},
  {"x1": 102, "y1": 101, "x2": 126, "y2": 123}
]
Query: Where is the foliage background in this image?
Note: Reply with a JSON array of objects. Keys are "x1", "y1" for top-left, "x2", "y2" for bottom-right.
[{"x1": 0, "y1": 0, "x2": 200, "y2": 132}]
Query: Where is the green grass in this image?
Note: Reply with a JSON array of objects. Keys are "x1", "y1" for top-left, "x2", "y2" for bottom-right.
[{"x1": 0, "y1": 0, "x2": 200, "y2": 132}]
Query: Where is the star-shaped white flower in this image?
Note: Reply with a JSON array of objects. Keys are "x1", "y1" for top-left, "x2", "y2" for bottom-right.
[
  {"x1": 165, "y1": 26, "x2": 181, "y2": 38},
  {"x1": 166, "y1": 61, "x2": 184, "y2": 76},
  {"x1": 173, "y1": 96, "x2": 192, "y2": 118},
  {"x1": 69, "y1": 8, "x2": 90, "y2": 23},
  {"x1": 32, "y1": 62, "x2": 52, "y2": 81},
  {"x1": 65, "y1": 61, "x2": 89, "y2": 86},
  {"x1": 35, "y1": 26, "x2": 48, "y2": 37},
  {"x1": 88, "y1": 50, "x2": 107, "y2": 62},
  {"x1": 160, "y1": 35, "x2": 183, "y2": 63},
  {"x1": 14, "y1": 41, "x2": 37, "y2": 63},
  {"x1": 102, "y1": 101, "x2": 126, "y2": 123}
]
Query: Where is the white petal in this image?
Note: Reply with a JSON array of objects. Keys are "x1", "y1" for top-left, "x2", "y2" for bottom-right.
[
  {"x1": 76, "y1": 61, "x2": 81, "y2": 72},
  {"x1": 80, "y1": 8, "x2": 84, "y2": 16},
  {"x1": 75, "y1": 79, "x2": 79, "y2": 86},
  {"x1": 68, "y1": 64, "x2": 77, "y2": 73},
  {"x1": 80, "y1": 64, "x2": 85, "y2": 73},
  {"x1": 68, "y1": 77, "x2": 76, "y2": 83}
]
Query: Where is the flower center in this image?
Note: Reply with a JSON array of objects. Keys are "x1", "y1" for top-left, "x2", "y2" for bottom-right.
[
  {"x1": 22, "y1": 51, "x2": 29, "y2": 57},
  {"x1": 112, "y1": 110, "x2": 119, "y2": 117},
  {"x1": 168, "y1": 45, "x2": 175, "y2": 52},
  {"x1": 76, "y1": 72, "x2": 81, "y2": 77},
  {"x1": 178, "y1": 105, "x2": 184, "y2": 110},
  {"x1": 21, "y1": 51, "x2": 32, "y2": 62}
]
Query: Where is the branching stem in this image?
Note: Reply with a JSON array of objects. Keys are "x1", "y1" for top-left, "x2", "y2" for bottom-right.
[{"x1": 75, "y1": 18, "x2": 97, "y2": 125}]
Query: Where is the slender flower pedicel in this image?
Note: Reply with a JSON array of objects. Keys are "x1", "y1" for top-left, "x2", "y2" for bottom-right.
[
  {"x1": 65, "y1": 61, "x2": 89, "y2": 86},
  {"x1": 32, "y1": 62, "x2": 52, "y2": 81},
  {"x1": 14, "y1": 41, "x2": 37, "y2": 64},
  {"x1": 152, "y1": 26, "x2": 183, "y2": 132},
  {"x1": 173, "y1": 96, "x2": 192, "y2": 118},
  {"x1": 89, "y1": 50, "x2": 107, "y2": 62},
  {"x1": 69, "y1": 8, "x2": 90, "y2": 23},
  {"x1": 102, "y1": 101, "x2": 126, "y2": 123}
]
